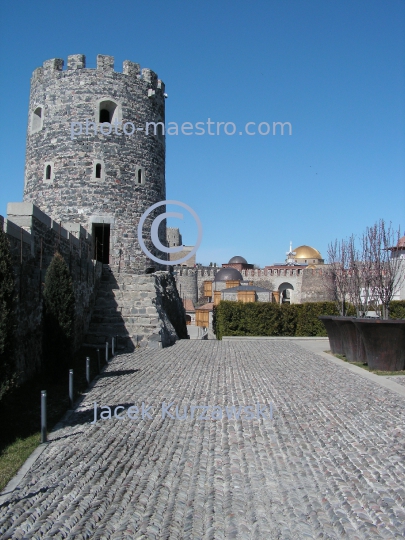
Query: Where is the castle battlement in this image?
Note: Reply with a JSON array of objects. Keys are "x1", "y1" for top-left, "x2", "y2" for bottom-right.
[
  {"x1": 25, "y1": 54, "x2": 166, "y2": 274},
  {"x1": 174, "y1": 268, "x2": 198, "y2": 277},
  {"x1": 32, "y1": 55, "x2": 165, "y2": 92},
  {"x1": 5, "y1": 202, "x2": 91, "y2": 254}
]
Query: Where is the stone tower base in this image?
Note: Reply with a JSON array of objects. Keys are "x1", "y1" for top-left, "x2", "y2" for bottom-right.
[{"x1": 85, "y1": 267, "x2": 188, "y2": 350}]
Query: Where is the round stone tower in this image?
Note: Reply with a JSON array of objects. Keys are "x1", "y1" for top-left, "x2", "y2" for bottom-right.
[{"x1": 23, "y1": 54, "x2": 166, "y2": 273}]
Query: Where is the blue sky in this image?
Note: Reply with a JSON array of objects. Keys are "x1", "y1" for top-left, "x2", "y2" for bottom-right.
[{"x1": 0, "y1": 0, "x2": 404, "y2": 266}]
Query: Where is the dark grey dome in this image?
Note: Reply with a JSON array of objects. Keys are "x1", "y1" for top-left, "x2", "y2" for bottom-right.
[
  {"x1": 214, "y1": 268, "x2": 243, "y2": 282},
  {"x1": 228, "y1": 255, "x2": 247, "y2": 264}
]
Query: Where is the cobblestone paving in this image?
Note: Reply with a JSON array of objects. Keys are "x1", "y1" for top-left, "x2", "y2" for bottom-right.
[
  {"x1": 389, "y1": 376, "x2": 405, "y2": 388},
  {"x1": 1, "y1": 340, "x2": 405, "y2": 539}
]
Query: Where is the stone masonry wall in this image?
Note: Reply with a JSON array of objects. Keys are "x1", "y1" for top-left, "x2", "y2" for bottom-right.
[
  {"x1": 23, "y1": 54, "x2": 167, "y2": 274},
  {"x1": 300, "y1": 267, "x2": 334, "y2": 303},
  {"x1": 85, "y1": 269, "x2": 187, "y2": 349},
  {"x1": 173, "y1": 268, "x2": 198, "y2": 304},
  {"x1": 193, "y1": 266, "x2": 330, "y2": 304}
]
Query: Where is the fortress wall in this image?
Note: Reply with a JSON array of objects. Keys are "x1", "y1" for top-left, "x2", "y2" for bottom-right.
[
  {"x1": 196, "y1": 267, "x2": 220, "y2": 301},
  {"x1": 300, "y1": 267, "x2": 334, "y2": 303},
  {"x1": 2, "y1": 202, "x2": 102, "y2": 382}
]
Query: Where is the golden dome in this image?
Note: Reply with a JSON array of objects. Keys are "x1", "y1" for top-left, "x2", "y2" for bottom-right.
[{"x1": 293, "y1": 245, "x2": 322, "y2": 260}]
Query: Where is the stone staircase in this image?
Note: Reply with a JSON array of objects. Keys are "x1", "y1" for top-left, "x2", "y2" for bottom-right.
[{"x1": 84, "y1": 264, "x2": 187, "y2": 350}]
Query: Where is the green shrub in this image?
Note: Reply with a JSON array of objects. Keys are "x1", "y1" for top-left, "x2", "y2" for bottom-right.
[
  {"x1": 42, "y1": 252, "x2": 75, "y2": 378},
  {"x1": 296, "y1": 302, "x2": 339, "y2": 336},
  {"x1": 215, "y1": 301, "x2": 284, "y2": 339},
  {"x1": 0, "y1": 228, "x2": 16, "y2": 398},
  {"x1": 215, "y1": 300, "x2": 352, "y2": 339},
  {"x1": 279, "y1": 303, "x2": 302, "y2": 336},
  {"x1": 390, "y1": 300, "x2": 405, "y2": 319}
]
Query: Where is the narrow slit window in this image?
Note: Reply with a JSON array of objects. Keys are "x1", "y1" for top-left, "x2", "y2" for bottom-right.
[
  {"x1": 45, "y1": 164, "x2": 51, "y2": 180},
  {"x1": 95, "y1": 163, "x2": 102, "y2": 178},
  {"x1": 138, "y1": 169, "x2": 142, "y2": 184}
]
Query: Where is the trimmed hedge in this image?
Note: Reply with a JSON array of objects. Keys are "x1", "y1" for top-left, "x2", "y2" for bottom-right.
[
  {"x1": 390, "y1": 300, "x2": 405, "y2": 320},
  {"x1": 213, "y1": 300, "x2": 398, "y2": 340}
]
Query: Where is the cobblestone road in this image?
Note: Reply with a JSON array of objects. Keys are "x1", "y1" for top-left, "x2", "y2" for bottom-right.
[{"x1": 1, "y1": 340, "x2": 405, "y2": 539}]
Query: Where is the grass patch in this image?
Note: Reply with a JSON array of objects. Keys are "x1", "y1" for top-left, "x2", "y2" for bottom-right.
[
  {"x1": 0, "y1": 434, "x2": 40, "y2": 491},
  {"x1": 0, "y1": 345, "x2": 109, "y2": 491},
  {"x1": 325, "y1": 350, "x2": 405, "y2": 376}
]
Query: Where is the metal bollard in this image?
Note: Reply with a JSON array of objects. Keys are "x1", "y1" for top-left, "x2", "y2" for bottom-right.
[
  {"x1": 86, "y1": 357, "x2": 90, "y2": 386},
  {"x1": 41, "y1": 390, "x2": 47, "y2": 443},
  {"x1": 112, "y1": 337, "x2": 115, "y2": 357},
  {"x1": 69, "y1": 369, "x2": 74, "y2": 408},
  {"x1": 97, "y1": 348, "x2": 100, "y2": 373},
  {"x1": 105, "y1": 341, "x2": 109, "y2": 363}
]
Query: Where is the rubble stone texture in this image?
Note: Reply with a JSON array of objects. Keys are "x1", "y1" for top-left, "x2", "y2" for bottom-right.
[
  {"x1": 1, "y1": 340, "x2": 404, "y2": 538},
  {"x1": 23, "y1": 54, "x2": 167, "y2": 274},
  {"x1": 85, "y1": 267, "x2": 187, "y2": 349}
]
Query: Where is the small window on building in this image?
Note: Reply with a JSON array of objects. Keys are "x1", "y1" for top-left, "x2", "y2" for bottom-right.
[
  {"x1": 98, "y1": 100, "x2": 118, "y2": 123},
  {"x1": 136, "y1": 168, "x2": 145, "y2": 185},
  {"x1": 31, "y1": 106, "x2": 43, "y2": 134},
  {"x1": 95, "y1": 163, "x2": 102, "y2": 178},
  {"x1": 43, "y1": 162, "x2": 54, "y2": 183}
]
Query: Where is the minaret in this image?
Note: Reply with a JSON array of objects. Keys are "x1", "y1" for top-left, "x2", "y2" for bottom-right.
[{"x1": 285, "y1": 241, "x2": 296, "y2": 265}]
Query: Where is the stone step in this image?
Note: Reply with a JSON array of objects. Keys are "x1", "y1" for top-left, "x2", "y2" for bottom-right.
[
  {"x1": 90, "y1": 315, "x2": 126, "y2": 324},
  {"x1": 85, "y1": 264, "x2": 180, "y2": 350},
  {"x1": 90, "y1": 314, "x2": 159, "y2": 324},
  {"x1": 85, "y1": 330, "x2": 153, "y2": 345},
  {"x1": 92, "y1": 308, "x2": 157, "y2": 318},
  {"x1": 88, "y1": 320, "x2": 159, "y2": 332}
]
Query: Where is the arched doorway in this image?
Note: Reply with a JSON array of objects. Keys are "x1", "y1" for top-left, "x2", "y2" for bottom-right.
[{"x1": 278, "y1": 282, "x2": 294, "y2": 304}]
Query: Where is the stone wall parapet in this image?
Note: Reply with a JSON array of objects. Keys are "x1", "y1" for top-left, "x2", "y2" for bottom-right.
[{"x1": 1, "y1": 204, "x2": 100, "y2": 384}]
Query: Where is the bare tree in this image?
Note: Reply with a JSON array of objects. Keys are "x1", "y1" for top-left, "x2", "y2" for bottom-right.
[
  {"x1": 326, "y1": 220, "x2": 403, "y2": 319},
  {"x1": 326, "y1": 238, "x2": 350, "y2": 316},
  {"x1": 347, "y1": 234, "x2": 363, "y2": 316},
  {"x1": 367, "y1": 220, "x2": 404, "y2": 319},
  {"x1": 347, "y1": 233, "x2": 379, "y2": 316}
]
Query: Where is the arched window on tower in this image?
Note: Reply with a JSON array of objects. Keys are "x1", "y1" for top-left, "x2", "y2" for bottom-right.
[
  {"x1": 31, "y1": 106, "x2": 43, "y2": 134},
  {"x1": 45, "y1": 164, "x2": 51, "y2": 180},
  {"x1": 95, "y1": 163, "x2": 102, "y2": 179},
  {"x1": 98, "y1": 100, "x2": 118, "y2": 123}
]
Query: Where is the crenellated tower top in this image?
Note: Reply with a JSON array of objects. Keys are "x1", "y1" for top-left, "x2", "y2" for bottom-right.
[{"x1": 24, "y1": 54, "x2": 167, "y2": 274}]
